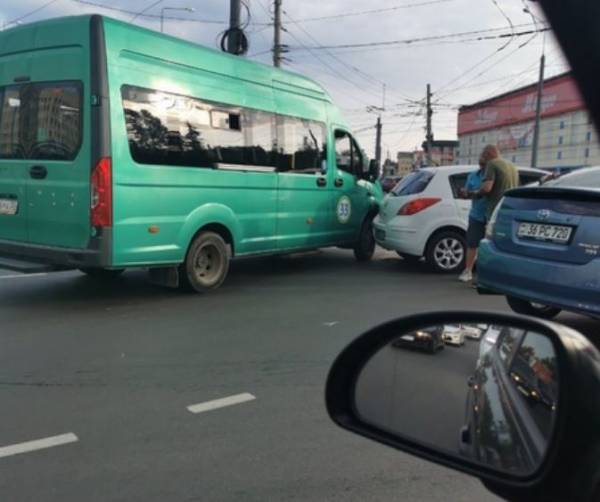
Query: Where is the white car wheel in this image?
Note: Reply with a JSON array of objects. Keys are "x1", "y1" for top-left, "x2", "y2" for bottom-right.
[{"x1": 426, "y1": 231, "x2": 466, "y2": 273}]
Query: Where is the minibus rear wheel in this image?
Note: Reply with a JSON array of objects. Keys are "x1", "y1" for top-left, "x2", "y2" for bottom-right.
[
  {"x1": 180, "y1": 231, "x2": 230, "y2": 293},
  {"x1": 354, "y1": 217, "x2": 376, "y2": 262}
]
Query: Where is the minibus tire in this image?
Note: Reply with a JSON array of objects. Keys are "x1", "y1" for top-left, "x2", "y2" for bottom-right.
[
  {"x1": 505, "y1": 296, "x2": 561, "y2": 319},
  {"x1": 79, "y1": 268, "x2": 125, "y2": 279},
  {"x1": 180, "y1": 231, "x2": 230, "y2": 293},
  {"x1": 353, "y1": 217, "x2": 376, "y2": 262}
]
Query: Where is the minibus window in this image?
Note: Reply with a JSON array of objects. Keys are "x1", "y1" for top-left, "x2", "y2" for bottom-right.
[
  {"x1": 275, "y1": 116, "x2": 326, "y2": 174},
  {"x1": 350, "y1": 137, "x2": 363, "y2": 174},
  {"x1": 335, "y1": 131, "x2": 354, "y2": 175},
  {"x1": 0, "y1": 81, "x2": 82, "y2": 161},
  {"x1": 122, "y1": 85, "x2": 277, "y2": 169}
]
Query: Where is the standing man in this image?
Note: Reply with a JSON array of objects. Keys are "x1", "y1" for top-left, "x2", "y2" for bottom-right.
[
  {"x1": 476, "y1": 144, "x2": 519, "y2": 220},
  {"x1": 458, "y1": 160, "x2": 487, "y2": 283}
]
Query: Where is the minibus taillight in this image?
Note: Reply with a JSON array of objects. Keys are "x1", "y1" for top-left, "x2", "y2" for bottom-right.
[
  {"x1": 91, "y1": 157, "x2": 112, "y2": 227},
  {"x1": 397, "y1": 197, "x2": 441, "y2": 216}
]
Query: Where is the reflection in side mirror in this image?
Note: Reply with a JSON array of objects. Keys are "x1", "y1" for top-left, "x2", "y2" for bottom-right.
[
  {"x1": 326, "y1": 312, "x2": 600, "y2": 500},
  {"x1": 354, "y1": 323, "x2": 559, "y2": 476},
  {"x1": 355, "y1": 322, "x2": 558, "y2": 476}
]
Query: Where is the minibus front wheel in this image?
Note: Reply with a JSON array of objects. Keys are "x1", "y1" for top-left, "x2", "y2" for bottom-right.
[
  {"x1": 353, "y1": 216, "x2": 376, "y2": 262},
  {"x1": 180, "y1": 231, "x2": 231, "y2": 293}
]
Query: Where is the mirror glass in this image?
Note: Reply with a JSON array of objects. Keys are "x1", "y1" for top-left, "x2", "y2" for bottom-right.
[{"x1": 354, "y1": 322, "x2": 559, "y2": 476}]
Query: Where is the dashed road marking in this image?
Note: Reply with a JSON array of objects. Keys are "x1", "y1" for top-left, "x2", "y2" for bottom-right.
[
  {"x1": 187, "y1": 393, "x2": 256, "y2": 414},
  {"x1": 0, "y1": 273, "x2": 48, "y2": 280},
  {"x1": 0, "y1": 433, "x2": 78, "y2": 459}
]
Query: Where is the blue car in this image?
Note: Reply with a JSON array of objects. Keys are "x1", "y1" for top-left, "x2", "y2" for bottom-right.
[{"x1": 478, "y1": 166, "x2": 600, "y2": 319}]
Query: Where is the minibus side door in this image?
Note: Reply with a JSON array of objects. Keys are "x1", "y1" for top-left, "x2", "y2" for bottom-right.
[
  {"x1": 330, "y1": 129, "x2": 370, "y2": 243},
  {"x1": 274, "y1": 115, "x2": 333, "y2": 251}
]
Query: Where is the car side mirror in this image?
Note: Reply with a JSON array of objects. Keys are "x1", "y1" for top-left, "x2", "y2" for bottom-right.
[
  {"x1": 326, "y1": 311, "x2": 600, "y2": 502},
  {"x1": 368, "y1": 159, "x2": 379, "y2": 181}
]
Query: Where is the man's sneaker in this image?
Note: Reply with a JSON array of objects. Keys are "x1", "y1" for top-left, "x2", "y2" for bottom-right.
[{"x1": 458, "y1": 270, "x2": 473, "y2": 283}]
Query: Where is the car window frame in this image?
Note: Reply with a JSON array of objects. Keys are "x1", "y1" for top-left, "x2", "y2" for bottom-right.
[
  {"x1": 334, "y1": 129, "x2": 357, "y2": 176},
  {"x1": 448, "y1": 171, "x2": 471, "y2": 199}
]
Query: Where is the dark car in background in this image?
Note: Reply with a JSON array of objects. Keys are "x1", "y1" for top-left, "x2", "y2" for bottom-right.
[
  {"x1": 459, "y1": 327, "x2": 558, "y2": 473},
  {"x1": 478, "y1": 166, "x2": 600, "y2": 319},
  {"x1": 381, "y1": 175, "x2": 404, "y2": 193},
  {"x1": 392, "y1": 325, "x2": 444, "y2": 354}
]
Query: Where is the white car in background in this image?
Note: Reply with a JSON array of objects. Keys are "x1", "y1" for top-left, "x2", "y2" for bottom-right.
[
  {"x1": 373, "y1": 165, "x2": 547, "y2": 273},
  {"x1": 441, "y1": 324, "x2": 465, "y2": 346},
  {"x1": 462, "y1": 324, "x2": 483, "y2": 340}
]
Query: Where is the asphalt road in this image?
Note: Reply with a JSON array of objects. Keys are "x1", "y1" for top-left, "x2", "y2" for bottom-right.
[
  {"x1": 356, "y1": 337, "x2": 480, "y2": 454},
  {"x1": 1, "y1": 248, "x2": 599, "y2": 502}
]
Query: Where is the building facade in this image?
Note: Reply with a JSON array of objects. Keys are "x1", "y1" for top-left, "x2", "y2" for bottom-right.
[
  {"x1": 457, "y1": 72, "x2": 599, "y2": 170},
  {"x1": 396, "y1": 151, "x2": 414, "y2": 175},
  {"x1": 415, "y1": 140, "x2": 459, "y2": 167}
]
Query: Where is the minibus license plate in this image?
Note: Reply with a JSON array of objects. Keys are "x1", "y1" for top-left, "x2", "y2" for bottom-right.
[
  {"x1": 0, "y1": 198, "x2": 18, "y2": 215},
  {"x1": 517, "y1": 222, "x2": 571, "y2": 243}
]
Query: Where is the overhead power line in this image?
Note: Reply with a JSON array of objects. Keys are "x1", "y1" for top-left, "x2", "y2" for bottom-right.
[
  {"x1": 72, "y1": 0, "x2": 234, "y2": 24},
  {"x1": 130, "y1": 0, "x2": 164, "y2": 22},
  {"x1": 489, "y1": 0, "x2": 516, "y2": 52},
  {"x1": 3, "y1": 0, "x2": 61, "y2": 27},
  {"x1": 281, "y1": 9, "x2": 415, "y2": 105},
  {"x1": 291, "y1": 0, "x2": 454, "y2": 23},
  {"x1": 291, "y1": 25, "x2": 549, "y2": 52},
  {"x1": 434, "y1": 28, "x2": 543, "y2": 103}
]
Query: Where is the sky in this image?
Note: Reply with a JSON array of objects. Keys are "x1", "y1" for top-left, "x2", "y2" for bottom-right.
[{"x1": 0, "y1": 0, "x2": 570, "y2": 158}]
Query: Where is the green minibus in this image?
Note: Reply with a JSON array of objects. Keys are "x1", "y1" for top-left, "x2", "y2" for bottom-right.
[{"x1": 0, "y1": 15, "x2": 382, "y2": 292}]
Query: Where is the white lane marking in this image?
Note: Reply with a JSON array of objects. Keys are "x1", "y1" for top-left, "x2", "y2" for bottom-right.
[
  {"x1": 0, "y1": 273, "x2": 48, "y2": 280},
  {"x1": 0, "y1": 433, "x2": 78, "y2": 459},
  {"x1": 323, "y1": 321, "x2": 339, "y2": 327},
  {"x1": 187, "y1": 393, "x2": 256, "y2": 414}
]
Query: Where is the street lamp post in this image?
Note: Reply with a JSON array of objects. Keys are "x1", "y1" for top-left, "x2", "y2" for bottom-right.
[{"x1": 160, "y1": 7, "x2": 195, "y2": 33}]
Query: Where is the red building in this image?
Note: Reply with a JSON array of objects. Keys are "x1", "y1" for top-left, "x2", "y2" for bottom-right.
[{"x1": 457, "y1": 72, "x2": 597, "y2": 169}]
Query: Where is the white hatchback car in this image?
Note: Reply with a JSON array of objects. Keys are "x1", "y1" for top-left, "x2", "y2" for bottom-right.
[
  {"x1": 373, "y1": 165, "x2": 546, "y2": 273},
  {"x1": 441, "y1": 324, "x2": 465, "y2": 346}
]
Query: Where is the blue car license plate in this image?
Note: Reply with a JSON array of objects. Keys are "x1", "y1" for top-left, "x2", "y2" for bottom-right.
[{"x1": 517, "y1": 222, "x2": 571, "y2": 243}]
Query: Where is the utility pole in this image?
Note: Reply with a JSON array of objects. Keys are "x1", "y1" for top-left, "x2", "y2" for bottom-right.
[
  {"x1": 227, "y1": 0, "x2": 242, "y2": 54},
  {"x1": 375, "y1": 83, "x2": 385, "y2": 170},
  {"x1": 426, "y1": 83, "x2": 434, "y2": 166},
  {"x1": 273, "y1": 0, "x2": 283, "y2": 67},
  {"x1": 375, "y1": 116, "x2": 382, "y2": 169},
  {"x1": 531, "y1": 54, "x2": 545, "y2": 168}
]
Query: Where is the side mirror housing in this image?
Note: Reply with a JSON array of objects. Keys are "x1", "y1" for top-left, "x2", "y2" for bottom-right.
[
  {"x1": 368, "y1": 159, "x2": 380, "y2": 181},
  {"x1": 326, "y1": 311, "x2": 600, "y2": 502}
]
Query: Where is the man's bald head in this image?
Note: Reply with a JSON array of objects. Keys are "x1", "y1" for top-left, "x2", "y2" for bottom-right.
[{"x1": 481, "y1": 145, "x2": 500, "y2": 163}]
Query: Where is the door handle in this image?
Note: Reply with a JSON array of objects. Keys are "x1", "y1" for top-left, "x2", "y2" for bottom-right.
[
  {"x1": 29, "y1": 165, "x2": 48, "y2": 180},
  {"x1": 334, "y1": 178, "x2": 344, "y2": 187},
  {"x1": 316, "y1": 177, "x2": 327, "y2": 187}
]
